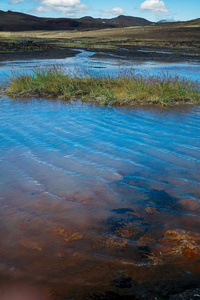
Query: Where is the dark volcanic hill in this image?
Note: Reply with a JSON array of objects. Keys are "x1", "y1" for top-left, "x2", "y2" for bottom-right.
[
  {"x1": 102, "y1": 15, "x2": 151, "y2": 26},
  {"x1": 0, "y1": 10, "x2": 152, "y2": 31},
  {"x1": 82, "y1": 15, "x2": 151, "y2": 27}
]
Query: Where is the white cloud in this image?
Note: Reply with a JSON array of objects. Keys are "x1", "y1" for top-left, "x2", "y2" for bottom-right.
[
  {"x1": 9, "y1": 0, "x2": 24, "y2": 4},
  {"x1": 104, "y1": 7, "x2": 124, "y2": 16},
  {"x1": 140, "y1": 0, "x2": 169, "y2": 13},
  {"x1": 40, "y1": 0, "x2": 80, "y2": 6},
  {"x1": 34, "y1": 0, "x2": 88, "y2": 15},
  {"x1": 34, "y1": 6, "x2": 51, "y2": 13},
  {"x1": 66, "y1": 13, "x2": 76, "y2": 17}
]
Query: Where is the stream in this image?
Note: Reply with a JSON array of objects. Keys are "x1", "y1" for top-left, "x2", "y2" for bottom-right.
[{"x1": 0, "y1": 50, "x2": 200, "y2": 299}]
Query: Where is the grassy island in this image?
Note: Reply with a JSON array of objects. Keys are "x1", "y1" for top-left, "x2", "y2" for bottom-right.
[{"x1": 7, "y1": 66, "x2": 200, "y2": 106}]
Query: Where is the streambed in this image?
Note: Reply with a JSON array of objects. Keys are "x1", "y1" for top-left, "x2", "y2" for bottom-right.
[
  {"x1": 1, "y1": 49, "x2": 200, "y2": 84},
  {"x1": 0, "y1": 51, "x2": 200, "y2": 299}
]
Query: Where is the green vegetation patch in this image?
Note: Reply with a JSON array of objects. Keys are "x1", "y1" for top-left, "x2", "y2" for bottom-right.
[
  {"x1": 7, "y1": 66, "x2": 200, "y2": 106},
  {"x1": 54, "y1": 37, "x2": 116, "y2": 49}
]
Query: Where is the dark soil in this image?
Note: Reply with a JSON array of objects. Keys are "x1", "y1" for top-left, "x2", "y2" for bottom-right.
[
  {"x1": 0, "y1": 41, "x2": 80, "y2": 60},
  {"x1": 88, "y1": 45, "x2": 200, "y2": 63},
  {"x1": 1, "y1": 39, "x2": 200, "y2": 63}
]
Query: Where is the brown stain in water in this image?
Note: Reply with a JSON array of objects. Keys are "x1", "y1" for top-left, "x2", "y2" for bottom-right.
[{"x1": 0, "y1": 187, "x2": 200, "y2": 299}]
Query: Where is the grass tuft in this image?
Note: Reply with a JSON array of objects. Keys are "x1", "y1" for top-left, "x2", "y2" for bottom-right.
[{"x1": 7, "y1": 66, "x2": 200, "y2": 106}]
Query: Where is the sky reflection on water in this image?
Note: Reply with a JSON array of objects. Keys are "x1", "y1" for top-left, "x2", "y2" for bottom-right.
[
  {"x1": 1, "y1": 49, "x2": 200, "y2": 85},
  {"x1": 0, "y1": 95, "x2": 200, "y2": 298},
  {"x1": 0, "y1": 51, "x2": 200, "y2": 298}
]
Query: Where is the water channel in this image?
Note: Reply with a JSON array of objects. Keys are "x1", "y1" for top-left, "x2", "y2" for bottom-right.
[{"x1": 0, "y1": 50, "x2": 200, "y2": 299}]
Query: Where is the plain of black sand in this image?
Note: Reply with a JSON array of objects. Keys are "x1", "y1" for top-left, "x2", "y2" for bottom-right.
[{"x1": 1, "y1": 44, "x2": 200, "y2": 63}]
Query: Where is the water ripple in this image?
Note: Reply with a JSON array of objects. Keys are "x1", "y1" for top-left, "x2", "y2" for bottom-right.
[{"x1": 0, "y1": 97, "x2": 200, "y2": 294}]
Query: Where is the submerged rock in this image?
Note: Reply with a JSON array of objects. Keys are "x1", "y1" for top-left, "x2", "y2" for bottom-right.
[
  {"x1": 53, "y1": 227, "x2": 84, "y2": 242},
  {"x1": 163, "y1": 229, "x2": 200, "y2": 260},
  {"x1": 170, "y1": 288, "x2": 200, "y2": 299},
  {"x1": 112, "y1": 276, "x2": 133, "y2": 288}
]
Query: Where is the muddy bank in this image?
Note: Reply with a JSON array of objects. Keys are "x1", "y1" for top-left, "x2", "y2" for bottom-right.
[
  {"x1": 0, "y1": 43, "x2": 200, "y2": 63},
  {"x1": 88, "y1": 45, "x2": 200, "y2": 63},
  {"x1": 0, "y1": 47, "x2": 80, "y2": 61}
]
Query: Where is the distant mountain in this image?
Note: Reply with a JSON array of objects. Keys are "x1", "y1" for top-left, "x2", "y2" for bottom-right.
[
  {"x1": 97, "y1": 15, "x2": 152, "y2": 27},
  {"x1": 0, "y1": 10, "x2": 83, "y2": 31},
  {"x1": 158, "y1": 19, "x2": 176, "y2": 23},
  {"x1": 187, "y1": 18, "x2": 200, "y2": 25},
  {"x1": 156, "y1": 17, "x2": 200, "y2": 27},
  {"x1": 0, "y1": 10, "x2": 152, "y2": 31}
]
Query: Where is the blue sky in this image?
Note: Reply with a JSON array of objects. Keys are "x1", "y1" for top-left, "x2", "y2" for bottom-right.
[{"x1": 1, "y1": 0, "x2": 199, "y2": 22}]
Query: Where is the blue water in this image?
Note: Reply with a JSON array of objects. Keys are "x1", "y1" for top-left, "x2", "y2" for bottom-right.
[
  {"x1": 1, "y1": 49, "x2": 200, "y2": 86},
  {"x1": 0, "y1": 51, "x2": 200, "y2": 297},
  {"x1": 1, "y1": 96, "x2": 200, "y2": 201}
]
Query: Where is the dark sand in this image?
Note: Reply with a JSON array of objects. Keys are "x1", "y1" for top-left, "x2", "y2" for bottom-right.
[
  {"x1": 0, "y1": 47, "x2": 80, "y2": 61},
  {"x1": 1, "y1": 44, "x2": 200, "y2": 63}
]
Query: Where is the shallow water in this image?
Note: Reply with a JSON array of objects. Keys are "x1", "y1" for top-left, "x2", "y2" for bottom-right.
[
  {"x1": 0, "y1": 52, "x2": 200, "y2": 298},
  {"x1": 1, "y1": 49, "x2": 200, "y2": 85},
  {"x1": 0, "y1": 94, "x2": 200, "y2": 298}
]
